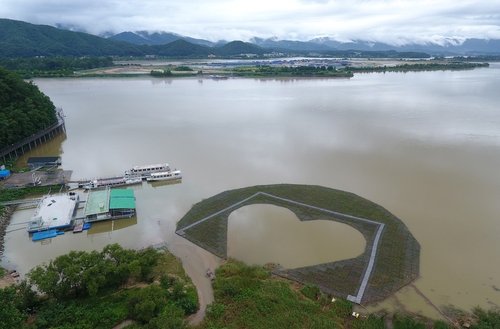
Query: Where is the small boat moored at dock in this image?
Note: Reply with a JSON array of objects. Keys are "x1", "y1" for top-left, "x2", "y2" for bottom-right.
[
  {"x1": 145, "y1": 170, "x2": 182, "y2": 182},
  {"x1": 73, "y1": 219, "x2": 84, "y2": 233}
]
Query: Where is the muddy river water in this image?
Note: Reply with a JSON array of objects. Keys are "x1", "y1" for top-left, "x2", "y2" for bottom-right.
[{"x1": 2, "y1": 64, "x2": 500, "y2": 320}]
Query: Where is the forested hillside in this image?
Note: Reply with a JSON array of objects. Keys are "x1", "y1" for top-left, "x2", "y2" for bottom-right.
[
  {"x1": 0, "y1": 19, "x2": 143, "y2": 57},
  {"x1": 0, "y1": 67, "x2": 57, "y2": 149},
  {"x1": 0, "y1": 19, "x2": 266, "y2": 58}
]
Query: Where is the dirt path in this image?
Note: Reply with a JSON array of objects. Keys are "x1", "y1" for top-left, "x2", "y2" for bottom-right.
[{"x1": 0, "y1": 272, "x2": 16, "y2": 288}]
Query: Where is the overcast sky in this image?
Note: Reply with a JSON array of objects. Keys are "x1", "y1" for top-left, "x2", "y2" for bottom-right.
[{"x1": 1, "y1": 0, "x2": 499, "y2": 44}]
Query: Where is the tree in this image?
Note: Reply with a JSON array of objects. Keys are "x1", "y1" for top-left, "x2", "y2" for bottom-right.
[
  {"x1": 0, "y1": 286, "x2": 25, "y2": 329},
  {"x1": 148, "y1": 303, "x2": 187, "y2": 329}
]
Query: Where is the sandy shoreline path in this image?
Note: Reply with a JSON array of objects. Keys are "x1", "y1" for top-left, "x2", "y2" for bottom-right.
[{"x1": 0, "y1": 271, "x2": 16, "y2": 288}]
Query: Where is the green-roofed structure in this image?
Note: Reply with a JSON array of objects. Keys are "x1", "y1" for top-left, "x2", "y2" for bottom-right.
[
  {"x1": 109, "y1": 189, "x2": 136, "y2": 218},
  {"x1": 83, "y1": 187, "x2": 136, "y2": 222}
]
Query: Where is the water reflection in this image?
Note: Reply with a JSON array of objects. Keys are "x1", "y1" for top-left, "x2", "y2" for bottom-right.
[
  {"x1": 147, "y1": 179, "x2": 182, "y2": 189},
  {"x1": 14, "y1": 133, "x2": 67, "y2": 169},
  {"x1": 228, "y1": 204, "x2": 366, "y2": 269},
  {"x1": 86, "y1": 216, "x2": 138, "y2": 235}
]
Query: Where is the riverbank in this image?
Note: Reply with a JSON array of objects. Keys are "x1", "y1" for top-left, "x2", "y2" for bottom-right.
[{"x1": 0, "y1": 205, "x2": 15, "y2": 258}]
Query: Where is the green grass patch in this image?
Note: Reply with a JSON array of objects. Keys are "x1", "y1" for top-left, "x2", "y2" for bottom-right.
[{"x1": 0, "y1": 184, "x2": 64, "y2": 202}]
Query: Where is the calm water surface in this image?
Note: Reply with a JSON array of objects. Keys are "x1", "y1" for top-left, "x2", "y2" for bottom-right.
[{"x1": 2, "y1": 64, "x2": 500, "y2": 318}]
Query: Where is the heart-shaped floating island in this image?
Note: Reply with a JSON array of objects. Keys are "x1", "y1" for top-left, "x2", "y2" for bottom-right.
[{"x1": 176, "y1": 184, "x2": 420, "y2": 305}]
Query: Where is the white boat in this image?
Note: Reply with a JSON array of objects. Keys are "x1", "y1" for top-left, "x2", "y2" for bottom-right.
[
  {"x1": 125, "y1": 163, "x2": 170, "y2": 177},
  {"x1": 145, "y1": 170, "x2": 182, "y2": 182}
]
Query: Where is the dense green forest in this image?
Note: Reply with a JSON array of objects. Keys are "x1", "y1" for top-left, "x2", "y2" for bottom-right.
[
  {"x1": 0, "y1": 19, "x2": 143, "y2": 58},
  {"x1": 1, "y1": 243, "x2": 198, "y2": 328},
  {"x1": 0, "y1": 67, "x2": 57, "y2": 150}
]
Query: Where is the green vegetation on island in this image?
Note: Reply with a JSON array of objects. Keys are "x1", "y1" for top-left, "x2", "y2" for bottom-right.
[
  {"x1": 232, "y1": 65, "x2": 354, "y2": 77},
  {"x1": 0, "y1": 243, "x2": 198, "y2": 329},
  {"x1": 0, "y1": 67, "x2": 57, "y2": 150},
  {"x1": 345, "y1": 62, "x2": 489, "y2": 73}
]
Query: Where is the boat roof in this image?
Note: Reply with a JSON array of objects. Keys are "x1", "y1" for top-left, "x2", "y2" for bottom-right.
[
  {"x1": 151, "y1": 170, "x2": 181, "y2": 176},
  {"x1": 110, "y1": 189, "x2": 136, "y2": 209},
  {"x1": 84, "y1": 188, "x2": 111, "y2": 215},
  {"x1": 131, "y1": 163, "x2": 169, "y2": 170}
]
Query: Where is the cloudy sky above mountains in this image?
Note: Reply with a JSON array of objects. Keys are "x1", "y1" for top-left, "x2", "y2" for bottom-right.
[{"x1": 1, "y1": 0, "x2": 499, "y2": 44}]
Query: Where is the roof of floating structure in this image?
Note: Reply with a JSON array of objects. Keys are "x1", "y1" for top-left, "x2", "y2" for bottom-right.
[
  {"x1": 83, "y1": 188, "x2": 111, "y2": 216},
  {"x1": 27, "y1": 157, "x2": 61, "y2": 164},
  {"x1": 28, "y1": 194, "x2": 77, "y2": 232},
  {"x1": 110, "y1": 189, "x2": 136, "y2": 209}
]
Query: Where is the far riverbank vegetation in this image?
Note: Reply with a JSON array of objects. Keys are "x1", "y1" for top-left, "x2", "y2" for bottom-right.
[
  {"x1": 345, "y1": 62, "x2": 489, "y2": 73},
  {"x1": 0, "y1": 57, "x2": 114, "y2": 78},
  {"x1": 231, "y1": 65, "x2": 354, "y2": 77},
  {"x1": 0, "y1": 56, "x2": 491, "y2": 80}
]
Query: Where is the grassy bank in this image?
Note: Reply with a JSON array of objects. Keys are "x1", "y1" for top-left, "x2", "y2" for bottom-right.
[
  {"x1": 0, "y1": 184, "x2": 64, "y2": 217},
  {"x1": 193, "y1": 259, "x2": 455, "y2": 329}
]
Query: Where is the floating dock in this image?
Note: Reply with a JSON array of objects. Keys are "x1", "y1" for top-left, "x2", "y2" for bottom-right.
[
  {"x1": 32, "y1": 229, "x2": 58, "y2": 241},
  {"x1": 27, "y1": 193, "x2": 79, "y2": 233},
  {"x1": 83, "y1": 187, "x2": 136, "y2": 223}
]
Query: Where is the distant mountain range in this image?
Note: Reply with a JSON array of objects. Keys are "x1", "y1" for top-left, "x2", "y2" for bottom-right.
[
  {"x1": 0, "y1": 18, "x2": 498, "y2": 59},
  {"x1": 108, "y1": 30, "x2": 500, "y2": 55}
]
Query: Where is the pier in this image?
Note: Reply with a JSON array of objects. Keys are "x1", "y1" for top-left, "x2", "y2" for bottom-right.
[{"x1": 0, "y1": 108, "x2": 66, "y2": 164}]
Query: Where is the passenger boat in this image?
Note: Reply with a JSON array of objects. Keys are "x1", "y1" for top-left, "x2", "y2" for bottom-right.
[
  {"x1": 125, "y1": 163, "x2": 170, "y2": 177},
  {"x1": 82, "y1": 176, "x2": 142, "y2": 190},
  {"x1": 145, "y1": 170, "x2": 182, "y2": 182}
]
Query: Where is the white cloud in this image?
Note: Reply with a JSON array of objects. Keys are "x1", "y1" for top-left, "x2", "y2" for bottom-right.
[{"x1": 0, "y1": 0, "x2": 499, "y2": 43}]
